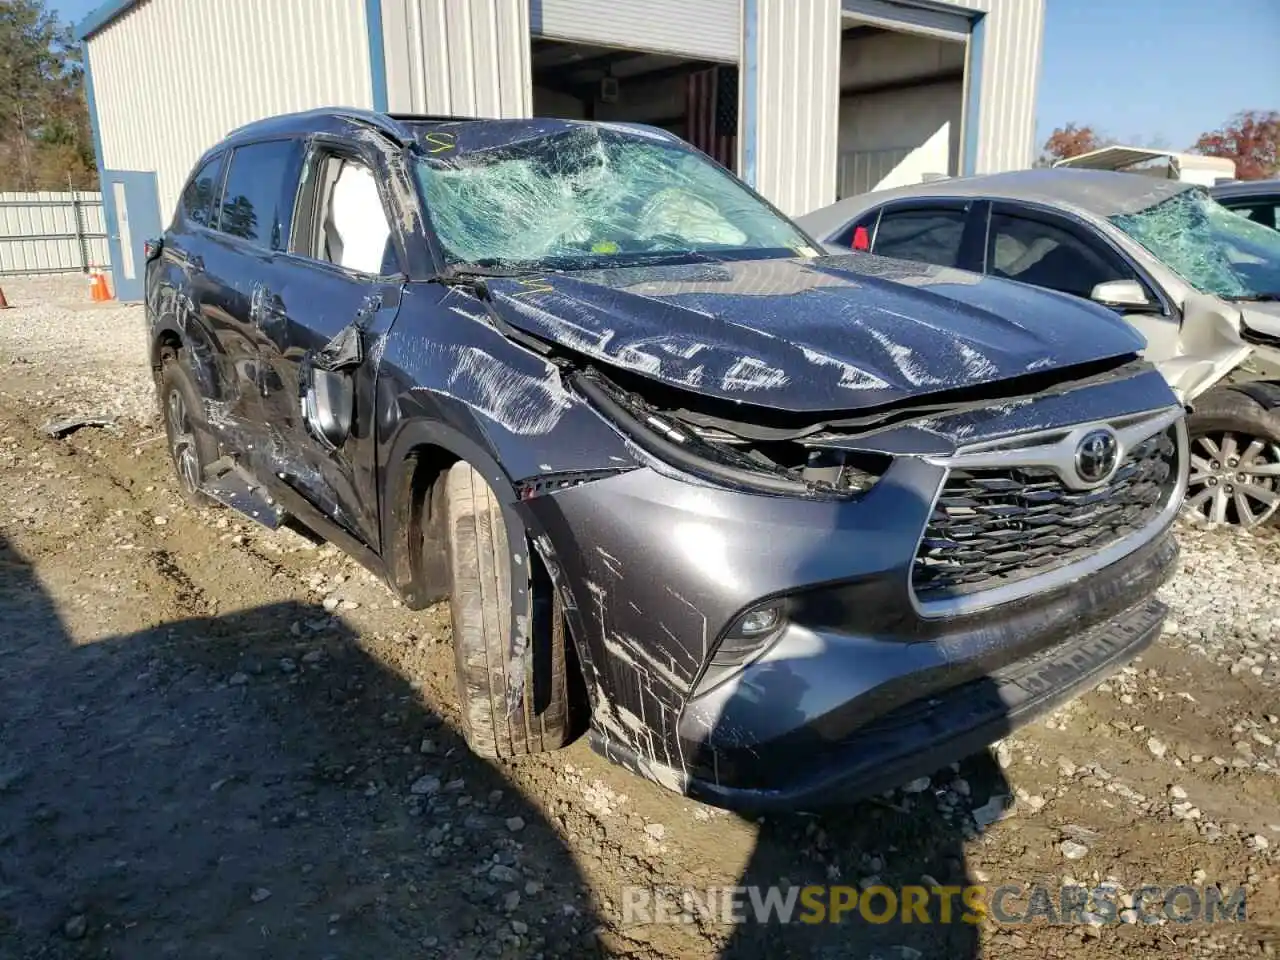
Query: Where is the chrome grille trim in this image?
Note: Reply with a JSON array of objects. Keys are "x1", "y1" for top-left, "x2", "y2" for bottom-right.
[{"x1": 910, "y1": 406, "x2": 1188, "y2": 620}]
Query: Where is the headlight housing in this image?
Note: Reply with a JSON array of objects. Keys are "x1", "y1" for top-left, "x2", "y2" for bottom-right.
[{"x1": 571, "y1": 369, "x2": 889, "y2": 500}]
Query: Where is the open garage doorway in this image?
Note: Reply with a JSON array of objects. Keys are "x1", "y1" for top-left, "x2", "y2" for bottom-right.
[
  {"x1": 530, "y1": 38, "x2": 740, "y2": 172},
  {"x1": 836, "y1": 15, "x2": 969, "y2": 199}
]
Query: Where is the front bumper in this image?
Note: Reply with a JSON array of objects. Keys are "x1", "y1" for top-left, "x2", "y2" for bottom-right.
[
  {"x1": 596, "y1": 592, "x2": 1169, "y2": 811},
  {"x1": 523, "y1": 440, "x2": 1179, "y2": 810}
]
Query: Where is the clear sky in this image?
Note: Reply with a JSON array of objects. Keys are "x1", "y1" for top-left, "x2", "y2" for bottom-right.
[
  {"x1": 1036, "y1": 0, "x2": 1280, "y2": 152},
  {"x1": 57, "y1": 0, "x2": 1280, "y2": 156}
]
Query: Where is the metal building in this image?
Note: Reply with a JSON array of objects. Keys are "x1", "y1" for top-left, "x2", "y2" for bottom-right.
[{"x1": 79, "y1": 0, "x2": 1044, "y2": 300}]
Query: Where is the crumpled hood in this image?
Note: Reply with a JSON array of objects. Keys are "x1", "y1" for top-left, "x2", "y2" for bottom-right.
[{"x1": 484, "y1": 254, "x2": 1146, "y2": 413}]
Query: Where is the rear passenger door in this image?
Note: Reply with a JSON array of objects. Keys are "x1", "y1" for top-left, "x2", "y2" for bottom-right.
[
  {"x1": 200, "y1": 138, "x2": 306, "y2": 435},
  {"x1": 868, "y1": 200, "x2": 985, "y2": 270},
  {"x1": 255, "y1": 137, "x2": 406, "y2": 552},
  {"x1": 161, "y1": 152, "x2": 231, "y2": 399}
]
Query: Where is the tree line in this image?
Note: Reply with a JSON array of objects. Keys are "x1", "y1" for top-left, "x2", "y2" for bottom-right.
[
  {"x1": 0, "y1": 0, "x2": 97, "y2": 192},
  {"x1": 1041, "y1": 112, "x2": 1280, "y2": 180}
]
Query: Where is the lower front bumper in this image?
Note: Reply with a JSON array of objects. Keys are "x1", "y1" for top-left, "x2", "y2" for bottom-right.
[{"x1": 589, "y1": 593, "x2": 1167, "y2": 812}]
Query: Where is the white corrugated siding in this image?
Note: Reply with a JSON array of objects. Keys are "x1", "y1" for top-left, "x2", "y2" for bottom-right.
[
  {"x1": 0, "y1": 192, "x2": 109, "y2": 275},
  {"x1": 382, "y1": 0, "x2": 532, "y2": 117},
  {"x1": 531, "y1": 0, "x2": 740, "y2": 61},
  {"x1": 751, "y1": 0, "x2": 1044, "y2": 215},
  {"x1": 751, "y1": 0, "x2": 841, "y2": 216},
  {"x1": 87, "y1": 0, "x2": 374, "y2": 221},
  {"x1": 966, "y1": 0, "x2": 1044, "y2": 174}
]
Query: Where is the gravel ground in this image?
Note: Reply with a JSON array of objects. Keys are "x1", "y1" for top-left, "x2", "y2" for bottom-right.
[{"x1": 0, "y1": 277, "x2": 1277, "y2": 959}]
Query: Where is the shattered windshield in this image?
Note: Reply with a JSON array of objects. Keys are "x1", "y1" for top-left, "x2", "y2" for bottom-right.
[
  {"x1": 414, "y1": 125, "x2": 815, "y2": 271},
  {"x1": 1110, "y1": 189, "x2": 1280, "y2": 300}
]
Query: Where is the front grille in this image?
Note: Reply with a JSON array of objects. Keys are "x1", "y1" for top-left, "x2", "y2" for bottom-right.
[{"x1": 913, "y1": 427, "x2": 1178, "y2": 602}]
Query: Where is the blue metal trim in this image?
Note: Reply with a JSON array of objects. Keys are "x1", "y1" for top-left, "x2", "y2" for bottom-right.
[
  {"x1": 741, "y1": 0, "x2": 759, "y2": 188},
  {"x1": 962, "y1": 12, "x2": 985, "y2": 176},
  {"x1": 76, "y1": 0, "x2": 138, "y2": 40},
  {"x1": 365, "y1": 0, "x2": 389, "y2": 112},
  {"x1": 82, "y1": 45, "x2": 122, "y2": 285}
]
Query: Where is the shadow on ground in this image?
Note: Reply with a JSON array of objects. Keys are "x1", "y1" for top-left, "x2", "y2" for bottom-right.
[
  {"x1": 717, "y1": 748, "x2": 1009, "y2": 959},
  {"x1": 0, "y1": 533, "x2": 601, "y2": 959}
]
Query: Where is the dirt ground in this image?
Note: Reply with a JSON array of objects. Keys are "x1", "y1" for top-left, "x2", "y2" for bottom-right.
[{"x1": 0, "y1": 276, "x2": 1277, "y2": 960}]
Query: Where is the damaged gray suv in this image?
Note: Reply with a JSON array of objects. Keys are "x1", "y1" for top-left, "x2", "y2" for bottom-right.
[{"x1": 145, "y1": 110, "x2": 1186, "y2": 810}]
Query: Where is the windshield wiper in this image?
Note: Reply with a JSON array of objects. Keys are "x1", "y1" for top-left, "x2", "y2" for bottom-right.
[
  {"x1": 1222, "y1": 292, "x2": 1280, "y2": 303},
  {"x1": 436, "y1": 261, "x2": 533, "y2": 284}
]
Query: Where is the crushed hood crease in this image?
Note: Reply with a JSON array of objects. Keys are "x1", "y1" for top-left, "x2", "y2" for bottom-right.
[{"x1": 483, "y1": 255, "x2": 1146, "y2": 413}]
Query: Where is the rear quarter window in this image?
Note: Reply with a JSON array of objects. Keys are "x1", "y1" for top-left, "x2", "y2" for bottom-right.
[{"x1": 181, "y1": 154, "x2": 224, "y2": 228}]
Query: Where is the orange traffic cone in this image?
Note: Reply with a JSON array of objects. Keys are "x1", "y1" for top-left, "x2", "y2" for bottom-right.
[{"x1": 89, "y1": 270, "x2": 111, "y2": 302}]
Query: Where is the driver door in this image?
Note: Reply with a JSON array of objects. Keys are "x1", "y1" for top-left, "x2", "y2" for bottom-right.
[{"x1": 254, "y1": 138, "x2": 407, "y2": 552}]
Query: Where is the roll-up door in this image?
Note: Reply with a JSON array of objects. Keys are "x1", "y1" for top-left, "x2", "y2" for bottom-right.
[{"x1": 531, "y1": 0, "x2": 740, "y2": 62}]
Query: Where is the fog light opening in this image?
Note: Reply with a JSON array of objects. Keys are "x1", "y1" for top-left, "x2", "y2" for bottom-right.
[{"x1": 711, "y1": 601, "x2": 788, "y2": 668}]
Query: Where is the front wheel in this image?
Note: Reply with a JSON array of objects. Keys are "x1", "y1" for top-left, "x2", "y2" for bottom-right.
[
  {"x1": 444, "y1": 462, "x2": 578, "y2": 757},
  {"x1": 1185, "y1": 388, "x2": 1280, "y2": 528}
]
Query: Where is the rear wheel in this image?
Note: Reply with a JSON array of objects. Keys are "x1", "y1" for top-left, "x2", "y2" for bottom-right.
[
  {"x1": 159, "y1": 349, "x2": 220, "y2": 507},
  {"x1": 1185, "y1": 388, "x2": 1280, "y2": 528},
  {"x1": 444, "y1": 462, "x2": 577, "y2": 757}
]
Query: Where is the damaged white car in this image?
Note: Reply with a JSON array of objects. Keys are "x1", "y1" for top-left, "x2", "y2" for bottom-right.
[{"x1": 799, "y1": 170, "x2": 1280, "y2": 527}]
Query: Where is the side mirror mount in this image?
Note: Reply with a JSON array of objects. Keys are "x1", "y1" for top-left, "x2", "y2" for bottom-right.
[{"x1": 1090, "y1": 278, "x2": 1158, "y2": 312}]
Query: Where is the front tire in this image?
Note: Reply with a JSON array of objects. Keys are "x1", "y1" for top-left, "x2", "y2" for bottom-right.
[
  {"x1": 444, "y1": 462, "x2": 576, "y2": 757},
  {"x1": 1185, "y1": 388, "x2": 1280, "y2": 528}
]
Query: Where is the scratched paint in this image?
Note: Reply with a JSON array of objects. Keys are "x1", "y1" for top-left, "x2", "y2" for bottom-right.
[{"x1": 481, "y1": 251, "x2": 1144, "y2": 414}]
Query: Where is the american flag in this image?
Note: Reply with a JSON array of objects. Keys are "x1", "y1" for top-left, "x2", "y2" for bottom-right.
[{"x1": 686, "y1": 65, "x2": 738, "y2": 172}]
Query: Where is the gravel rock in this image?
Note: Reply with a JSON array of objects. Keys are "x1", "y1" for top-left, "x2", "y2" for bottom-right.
[
  {"x1": 63, "y1": 914, "x2": 87, "y2": 940},
  {"x1": 901, "y1": 777, "x2": 931, "y2": 794},
  {"x1": 644, "y1": 822, "x2": 666, "y2": 842},
  {"x1": 410, "y1": 775, "x2": 441, "y2": 796},
  {"x1": 1059, "y1": 840, "x2": 1090, "y2": 860},
  {"x1": 505, "y1": 816, "x2": 526, "y2": 833},
  {"x1": 488, "y1": 864, "x2": 519, "y2": 883},
  {"x1": 1147, "y1": 737, "x2": 1168, "y2": 759}
]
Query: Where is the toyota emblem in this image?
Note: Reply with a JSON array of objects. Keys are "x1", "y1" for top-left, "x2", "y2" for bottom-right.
[{"x1": 1075, "y1": 429, "x2": 1119, "y2": 485}]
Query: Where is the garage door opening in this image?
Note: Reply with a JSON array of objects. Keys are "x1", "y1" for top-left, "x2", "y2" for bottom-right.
[
  {"x1": 530, "y1": 38, "x2": 739, "y2": 173},
  {"x1": 836, "y1": 24, "x2": 967, "y2": 199}
]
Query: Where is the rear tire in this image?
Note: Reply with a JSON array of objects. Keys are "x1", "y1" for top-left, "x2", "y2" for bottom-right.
[
  {"x1": 1185, "y1": 387, "x2": 1280, "y2": 528},
  {"x1": 444, "y1": 462, "x2": 575, "y2": 757},
  {"x1": 159, "y1": 349, "x2": 220, "y2": 507}
]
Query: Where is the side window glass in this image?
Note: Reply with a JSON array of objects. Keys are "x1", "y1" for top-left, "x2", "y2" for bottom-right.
[
  {"x1": 833, "y1": 211, "x2": 879, "y2": 251},
  {"x1": 988, "y1": 212, "x2": 1131, "y2": 299},
  {"x1": 306, "y1": 154, "x2": 395, "y2": 275},
  {"x1": 872, "y1": 209, "x2": 965, "y2": 267},
  {"x1": 181, "y1": 155, "x2": 224, "y2": 228},
  {"x1": 217, "y1": 140, "x2": 305, "y2": 250}
]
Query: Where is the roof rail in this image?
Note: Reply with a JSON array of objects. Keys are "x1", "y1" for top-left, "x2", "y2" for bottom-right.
[
  {"x1": 386, "y1": 112, "x2": 487, "y2": 124},
  {"x1": 224, "y1": 108, "x2": 489, "y2": 148},
  {"x1": 321, "y1": 108, "x2": 419, "y2": 145}
]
